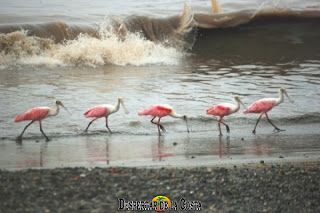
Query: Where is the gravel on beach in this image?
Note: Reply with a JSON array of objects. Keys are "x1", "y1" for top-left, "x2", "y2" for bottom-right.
[{"x1": 0, "y1": 162, "x2": 319, "y2": 213}]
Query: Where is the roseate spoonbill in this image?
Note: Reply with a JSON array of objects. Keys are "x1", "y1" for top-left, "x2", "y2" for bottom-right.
[
  {"x1": 138, "y1": 104, "x2": 189, "y2": 136},
  {"x1": 14, "y1": 100, "x2": 71, "y2": 141},
  {"x1": 84, "y1": 97, "x2": 129, "y2": 133},
  {"x1": 243, "y1": 88, "x2": 294, "y2": 134},
  {"x1": 206, "y1": 95, "x2": 246, "y2": 136}
]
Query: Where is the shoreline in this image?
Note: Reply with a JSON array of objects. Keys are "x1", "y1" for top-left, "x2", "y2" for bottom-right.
[
  {"x1": 1, "y1": 125, "x2": 319, "y2": 170},
  {"x1": 1, "y1": 154, "x2": 319, "y2": 171}
]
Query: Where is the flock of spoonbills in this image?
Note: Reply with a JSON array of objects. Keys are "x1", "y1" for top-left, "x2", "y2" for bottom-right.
[{"x1": 14, "y1": 88, "x2": 294, "y2": 141}]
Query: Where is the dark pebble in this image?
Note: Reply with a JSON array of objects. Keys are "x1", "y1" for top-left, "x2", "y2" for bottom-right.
[
  {"x1": 260, "y1": 160, "x2": 264, "y2": 164},
  {"x1": 279, "y1": 156, "x2": 284, "y2": 158},
  {"x1": 173, "y1": 142, "x2": 178, "y2": 146},
  {"x1": 241, "y1": 138, "x2": 244, "y2": 141}
]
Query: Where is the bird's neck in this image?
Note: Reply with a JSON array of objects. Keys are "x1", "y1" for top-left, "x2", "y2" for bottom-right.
[
  {"x1": 233, "y1": 99, "x2": 240, "y2": 111},
  {"x1": 170, "y1": 110, "x2": 184, "y2": 119},
  {"x1": 275, "y1": 90, "x2": 284, "y2": 106},
  {"x1": 112, "y1": 100, "x2": 121, "y2": 113},
  {"x1": 50, "y1": 104, "x2": 60, "y2": 116}
]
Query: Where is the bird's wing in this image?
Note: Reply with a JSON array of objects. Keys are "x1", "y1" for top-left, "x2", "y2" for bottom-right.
[
  {"x1": 84, "y1": 106, "x2": 108, "y2": 118},
  {"x1": 206, "y1": 104, "x2": 230, "y2": 116},
  {"x1": 138, "y1": 105, "x2": 172, "y2": 117},
  {"x1": 14, "y1": 107, "x2": 50, "y2": 122},
  {"x1": 248, "y1": 99, "x2": 276, "y2": 113}
]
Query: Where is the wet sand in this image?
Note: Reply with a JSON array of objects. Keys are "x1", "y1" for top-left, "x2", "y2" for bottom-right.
[
  {"x1": 0, "y1": 161, "x2": 319, "y2": 212},
  {"x1": 1, "y1": 121, "x2": 320, "y2": 170}
]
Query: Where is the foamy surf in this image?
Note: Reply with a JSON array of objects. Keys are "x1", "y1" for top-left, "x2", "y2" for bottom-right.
[
  {"x1": 0, "y1": 1, "x2": 195, "y2": 68},
  {"x1": 52, "y1": 31, "x2": 184, "y2": 66},
  {"x1": 0, "y1": 28, "x2": 185, "y2": 67}
]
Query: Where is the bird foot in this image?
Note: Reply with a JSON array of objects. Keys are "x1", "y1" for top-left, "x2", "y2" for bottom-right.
[
  {"x1": 226, "y1": 125, "x2": 230, "y2": 133},
  {"x1": 219, "y1": 133, "x2": 223, "y2": 137},
  {"x1": 252, "y1": 130, "x2": 256, "y2": 134},
  {"x1": 45, "y1": 138, "x2": 51, "y2": 142},
  {"x1": 16, "y1": 136, "x2": 22, "y2": 142},
  {"x1": 274, "y1": 128, "x2": 285, "y2": 132},
  {"x1": 160, "y1": 125, "x2": 166, "y2": 132}
]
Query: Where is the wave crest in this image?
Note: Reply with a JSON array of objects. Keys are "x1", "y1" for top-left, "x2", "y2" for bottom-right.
[
  {"x1": 55, "y1": 29, "x2": 184, "y2": 66},
  {"x1": 0, "y1": 26, "x2": 185, "y2": 67},
  {"x1": 0, "y1": 30, "x2": 53, "y2": 65}
]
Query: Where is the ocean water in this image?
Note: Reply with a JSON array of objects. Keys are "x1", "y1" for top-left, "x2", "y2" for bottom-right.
[{"x1": 0, "y1": 0, "x2": 320, "y2": 169}]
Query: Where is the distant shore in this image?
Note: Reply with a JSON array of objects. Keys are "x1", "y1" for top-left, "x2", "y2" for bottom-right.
[{"x1": 0, "y1": 161, "x2": 319, "y2": 212}]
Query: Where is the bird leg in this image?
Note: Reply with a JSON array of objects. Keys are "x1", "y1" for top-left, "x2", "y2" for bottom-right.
[
  {"x1": 39, "y1": 121, "x2": 50, "y2": 142},
  {"x1": 265, "y1": 113, "x2": 284, "y2": 132},
  {"x1": 151, "y1": 117, "x2": 166, "y2": 132},
  {"x1": 157, "y1": 118, "x2": 162, "y2": 136},
  {"x1": 218, "y1": 117, "x2": 223, "y2": 136},
  {"x1": 105, "y1": 116, "x2": 112, "y2": 133},
  {"x1": 220, "y1": 120, "x2": 230, "y2": 133},
  {"x1": 85, "y1": 118, "x2": 97, "y2": 132},
  {"x1": 16, "y1": 120, "x2": 34, "y2": 141},
  {"x1": 252, "y1": 113, "x2": 264, "y2": 134}
]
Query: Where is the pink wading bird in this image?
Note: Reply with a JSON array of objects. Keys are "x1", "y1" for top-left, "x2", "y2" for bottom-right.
[
  {"x1": 84, "y1": 98, "x2": 129, "y2": 133},
  {"x1": 138, "y1": 104, "x2": 189, "y2": 136},
  {"x1": 14, "y1": 100, "x2": 71, "y2": 142},
  {"x1": 243, "y1": 88, "x2": 294, "y2": 134},
  {"x1": 206, "y1": 95, "x2": 246, "y2": 136}
]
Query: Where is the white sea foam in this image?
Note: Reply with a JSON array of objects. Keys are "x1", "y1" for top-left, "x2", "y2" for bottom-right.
[
  {"x1": 0, "y1": 27, "x2": 185, "y2": 67},
  {"x1": 51, "y1": 31, "x2": 184, "y2": 66}
]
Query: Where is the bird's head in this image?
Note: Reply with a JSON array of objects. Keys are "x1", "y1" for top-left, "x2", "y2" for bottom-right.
[
  {"x1": 118, "y1": 97, "x2": 129, "y2": 114},
  {"x1": 55, "y1": 100, "x2": 72, "y2": 115},
  {"x1": 55, "y1": 100, "x2": 63, "y2": 106},
  {"x1": 280, "y1": 87, "x2": 286, "y2": 93},
  {"x1": 234, "y1": 95, "x2": 241, "y2": 102},
  {"x1": 280, "y1": 88, "x2": 294, "y2": 103},
  {"x1": 234, "y1": 95, "x2": 247, "y2": 109}
]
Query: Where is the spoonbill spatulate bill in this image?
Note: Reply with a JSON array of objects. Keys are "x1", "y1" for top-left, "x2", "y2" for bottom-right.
[
  {"x1": 84, "y1": 97, "x2": 129, "y2": 133},
  {"x1": 243, "y1": 88, "x2": 294, "y2": 134},
  {"x1": 14, "y1": 100, "x2": 71, "y2": 141},
  {"x1": 206, "y1": 95, "x2": 246, "y2": 136},
  {"x1": 138, "y1": 104, "x2": 189, "y2": 136}
]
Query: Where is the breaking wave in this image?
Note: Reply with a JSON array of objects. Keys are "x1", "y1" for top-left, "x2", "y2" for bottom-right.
[
  {"x1": 0, "y1": 2, "x2": 194, "y2": 67},
  {"x1": 0, "y1": 26, "x2": 187, "y2": 67},
  {"x1": 0, "y1": 0, "x2": 319, "y2": 68}
]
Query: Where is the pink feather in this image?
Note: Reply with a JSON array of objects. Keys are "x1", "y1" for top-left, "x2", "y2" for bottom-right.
[
  {"x1": 14, "y1": 107, "x2": 50, "y2": 122},
  {"x1": 138, "y1": 105, "x2": 172, "y2": 118},
  {"x1": 84, "y1": 106, "x2": 109, "y2": 118},
  {"x1": 243, "y1": 99, "x2": 276, "y2": 114}
]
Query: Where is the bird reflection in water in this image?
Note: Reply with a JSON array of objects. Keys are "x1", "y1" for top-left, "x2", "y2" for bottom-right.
[
  {"x1": 86, "y1": 138, "x2": 110, "y2": 165},
  {"x1": 151, "y1": 136, "x2": 173, "y2": 161},
  {"x1": 210, "y1": 136, "x2": 231, "y2": 158}
]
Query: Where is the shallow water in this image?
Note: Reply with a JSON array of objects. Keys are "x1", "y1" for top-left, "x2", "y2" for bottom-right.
[
  {"x1": 1, "y1": 124, "x2": 320, "y2": 170},
  {"x1": 0, "y1": 0, "x2": 320, "y2": 169}
]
